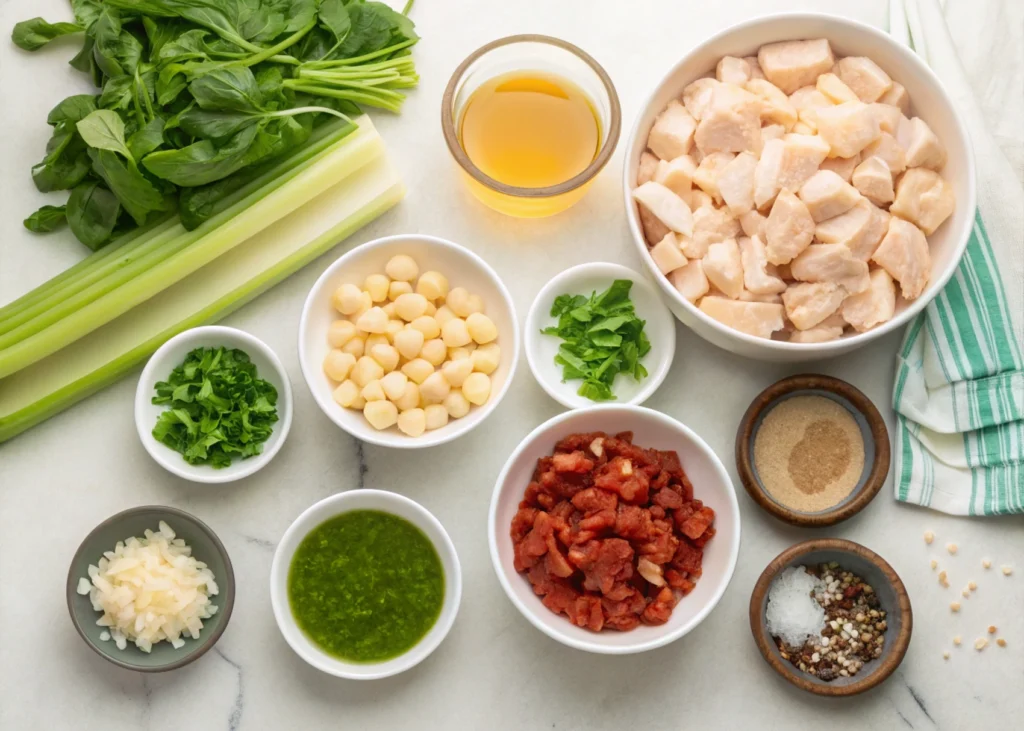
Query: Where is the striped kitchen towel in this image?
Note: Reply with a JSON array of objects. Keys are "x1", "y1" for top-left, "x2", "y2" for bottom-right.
[{"x1": 890, "y1": 0, "x2": 1024, "y2": 515}]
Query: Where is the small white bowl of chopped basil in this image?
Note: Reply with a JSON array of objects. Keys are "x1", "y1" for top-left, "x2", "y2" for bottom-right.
[
  {"x1": 134, "y1": 326, "x2": 293, "y2": 484},
  {"x1": 525, "y1": 263, "x2": 676, "y2": 409}
]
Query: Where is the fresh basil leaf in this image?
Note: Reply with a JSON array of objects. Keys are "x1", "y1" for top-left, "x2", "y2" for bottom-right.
[
  {"x1": 71, "y1": 0, "x2": 104, "y2": 28},
  {"x1": 77, "y1": 110, "x2": 134, "y2": 160},
  {"x1": 89, "y1": 148, "x2": 168, "y2": 225},
  {"x1": 12, "y1": 18, "x2": 84, "y2": 51},
  {"x1": 24, "y1": 205, "x2": 68, "y2": 233},
  {"x1": 178, "y1": 108, "x2": 259, "y2": 139},
  {"x1": 588, "y1": 315, "x2": 631, "y2": 333},
  {"x1": 189, "y1": 66, "x2": 264, "y2": 112},
  {"x1": 318, "y1": 0, "x2": 351, "y2": 42},
  {"x1": 128, "y1": 117, "x2": 166, "y2": 159},
  {"x1": 593, "y1": 279, "x2": 633, "y2": 311},
  {"x1": 67, "y1": 181, "x2": 121, "y2": 250},
  {"x1": 32, "y1": 126, "x2": 91, "y2": 192},
  {"x1": 47, "y1": 95, "x2": 98, "y2": 126},
  {"x1": 142, "y1": 121, "x2": 275, "y2": 186}
]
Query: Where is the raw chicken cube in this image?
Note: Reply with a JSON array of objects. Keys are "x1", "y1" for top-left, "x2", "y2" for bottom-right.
[
  {"x1": 648, "y1": 100, "x2": 697, "y2": 160},
  {"x1": 694, "y1": 83, "x2": 764, "y2": 155},
  {"x1": 789, "y1": 86, "x2": 833, "y2": 131},
  {"x1": 745, "y1": 56, "x2": 766, "y2": 80},
  {"x1": 861, "y1": 133, "x2": 906, "y2": 175},
  {"x1": 870, "y1": 103, "x2": 903, "y2": 135},
  {"x1": 745, "y1": 79, "x2": 798, "y2": 128},
  {"x1": 815, "y1": 199, "x2": 890, "y2": 261},
  {"x1": 740, "y1": 209, "x2": 767, "y2": 239},
  {"x1": 833, "y1": 57, "x2": 893, "y2": 103},
  {"x1": 761, "y1": 124, "x2": 786, "y2": 141},
  {"x1": 739, "y1": 235, "x2": 787, "y2": 294},
  {"x1": 799, "y1": 170, "x2": 862, "y2": 222},
  {"x1": 817, "y1": 73, "x2": 859, "y2": 104},
  {"x1": 754, "y1": 138, "x2": 785, "y2": 209},
  {"x1": 639, "y1": 205, "x2": 670, "y2": 245},
  {"x1": 852, "y1": 156, "x2": 894, "y2": 206},
  {"x1": 754, "y1": 135, "x2": 830, "y2": 209},
  {"x1": 842, "y1": 268, "x2": 896, "y2": 331},
  {"x1": 765, "y1": 189, "x2": 815, "y2": 265},
  {"x1": 682, "y1": 78, "x2": 720, "y2": 121},
  {"x1": 637, "y1": 151, "x2": 660, "y2": 185},
  {"x1": 792, "y1": 121, "x2": 816, "y2": 135},
  {"x1": 790, "y1": 243, "x2": 871, "y2": 293},
  {"x1": 897, "y1": 117, "x2": 946, "y2": 170},
  {"x1": 703, "y1": 239, "x2": 745, "y2": 298},
  {"x1": 654, "y1": 155, "x2": 697, "y2": 198},
  {"x1": 880, "y1": 82, "x2": 911, "y2": 114},
  {"x1": 872, "y1": 217, "x2": 931, "y2": 299},
  {"x1": 717, "y1": 56, "x2": 751, "y2": 85},
  {"x1": 692, "y1": 152, "x2": 737, "y2": 202},
  {"x1": 757, "y1": 39, "x2": 835, "y2": 94},
  {"x1": 819, "y1": 154, "x2": 861, "y2": 182},
  {"x1": 815, "y1": 102, "x2": 882, "y2": 158},
  {"x1": 649, "y1": 233, "x2": 688, "y2": 275},
  {"x1": 669, "y1": 259, "x2": 710, "y2": 303},
  {"x1": 890, "y1": 167, "x2": 955, "y2": 235},
  {"x1": 789, "y1": 320, "x2": 845, "y2": 342},
  {"x1": 687, "y1": 205, "x2": 741, "y2": 257},
  {"x1": 739, "y1": 290, "x2": 783, "y2": 304},
  {"x1": 783, "y1": 281, "x2": 847, "y2": 330},
  {"x1": 633, "y1": 181, "x2": 694, "y2": 237},
  {"x1": 686, "y1": 189, "x2": 714, "y2": 211},
  {"x1": 699, "y1": 297, "x2": 785, "y2": 338},
  {"x1": 718, "y1": 152, "x2": 759, "y2": 215}
]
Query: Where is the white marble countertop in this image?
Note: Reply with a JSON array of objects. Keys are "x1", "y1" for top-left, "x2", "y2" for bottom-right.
[{"x1": 1, "y1": 1, "x2": 1022, "y2": 729}]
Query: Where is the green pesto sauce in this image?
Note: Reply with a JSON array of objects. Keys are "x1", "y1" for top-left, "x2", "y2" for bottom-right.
[{"x1": 287, "y1": 510, "x2": 445, "y2": 663}]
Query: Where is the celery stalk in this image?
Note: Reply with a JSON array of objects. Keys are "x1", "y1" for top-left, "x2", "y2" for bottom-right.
[
  {"x1": 0, "y1": 132, "x2": 403, "y2": 443},
  {"x1": 0, "y1": 118, "x2": 382, "y2": 379}
]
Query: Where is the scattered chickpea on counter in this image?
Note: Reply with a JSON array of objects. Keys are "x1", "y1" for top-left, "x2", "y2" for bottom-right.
[{"x1": 323, "y1": 255, "x2": 501, "y2": 436}]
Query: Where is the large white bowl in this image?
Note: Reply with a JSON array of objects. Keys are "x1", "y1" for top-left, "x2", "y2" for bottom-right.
[
  {"x1": 623, "y1": 13, "x2": 976, "y2": 362},
  {"x1": 270, "y1": 489, "x2": 462, "y2": 680},
  {"x1": 488, "y1": 405, "x2": 740, "y2": 654},
  {"x1": 299, "y1": 234, "x2": 520, "y2": 448}
]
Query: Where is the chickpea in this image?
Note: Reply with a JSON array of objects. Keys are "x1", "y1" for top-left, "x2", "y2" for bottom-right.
[
  {"x1": 471, "y1": 343, "x2": 500, "y2": 374},
  {"x1": 352, "y1": 291, "x2": 373, "y2": 319},
  {"x1": 462, "y1": 372, "x2": 491, "y2": 405},
  {"x1": 420, "y1": 338, "x2": 447, "y2": 366},
  {"x1": 327, "y1": 319, "x2": 357, "y2": 348},
  {"x1": 434, "y1": 305, "x2": 457, "y2": 327},
  {"x1": 388, "y1": 280, "x2": 413, "y2": 300},
  {"x1": 332, "y1": 283, "x2": 363, "y2": 315},
  {"x1": 361, "y1": 379, "x2": 386, "y2": 402},
  {"x1": 416, "y1": 271, "x2": 449, "y2": 301},
  {"x1": 448, "y1": 346, "x2": 474, "y2": 361},
  {"x1": 332, "y1": 380, "x2": 362, "y2": 408},
  {"x1": 424, "y1": 404, "x2": 449, "y2": 431},
  {"x1": 447, "y1": 288, "x2": 483, "y2": 318},
  {"x1": 381, "y1": 302, "x2": 397, "y2": 319},
  {"x1": 465, "y1": 312, "x2": 498, "y2": 344},
  {"x1": 395, "y1": 382, "x2": 420, "y2": 411},
  {"x1": 364, "y1": 274, "x2": 390, "y2": 302},
  {"x1": 380, "y1": 371, "x2": 408, "y2": 401},
  {"x1": 365, "y1": 333, "x2": 389, "y2": 350},
  {"x1": 323, "y1": 350, "x2": 356, "y2": 382},
  {"x1": 397, "y1": 408, "x2": 427, "y2": 437},
  {"x1": 419, "y1": 371, "x2": 451, "y2": 404},
  {"x1": 410, "y1": 315, "x2": 441, "y2": 339},
  {"x1": 385, "y1": 320, "x2": 404, "y2": 342},
  {"x1": 356, "y1": 306, "x2": 389, "y2": 333},
  {"x1": 340, "y1": 335, "x2": 365, "y2": 358},
  {"x1": 363, "y1": 400, "x2": 398, "y2": 430},
  {"x1": 441, "y1": 318, "x2": 472, "y2": 348},
  {"x1": 370, "y1": 343, "x2": 400, "y2": 373},
  {"x1": 350, "y1": 356, "x2": 384, "y2": 387},
  {"x1": 394, "y1": 328, "x2": 425, "y2": 360},
  {"x1": 443, "y1": 390, "x2": 471, "y2": 419},
  {"x1": 424, "y1": 301, "x2": 437, "y2": 317},
  {"x1": 385, "y1": 254, "x2": 419, "y2": 282},
  {"x1": 394, "y1": 292, "x2": 430, "y2": 322},
  {"x1": 401, "y1": 358, "x2": 434, "y2": 384},
  {"x1": 441, "y1": 358, "x2": 473, "y2": 388}
]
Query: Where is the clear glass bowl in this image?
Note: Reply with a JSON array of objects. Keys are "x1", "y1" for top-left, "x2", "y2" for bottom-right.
[{"x1": 441, "y1": 35, "x2": 621, "y2": 218}]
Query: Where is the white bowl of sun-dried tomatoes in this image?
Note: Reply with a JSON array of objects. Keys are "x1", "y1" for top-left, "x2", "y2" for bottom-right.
[{"x1": 488, "y1": 405, "x2": 741, "y2": 654}]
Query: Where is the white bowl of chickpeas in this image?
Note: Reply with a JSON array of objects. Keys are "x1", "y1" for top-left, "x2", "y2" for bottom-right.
[{"x1": 298, "y1": 234, "x2": 520, "y2": 448}]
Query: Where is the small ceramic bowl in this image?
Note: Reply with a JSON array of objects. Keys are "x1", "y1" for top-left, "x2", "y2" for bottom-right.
[
  {"x1": 135, "y1": 326, "x2": 293, "y2": 484},
  {"x1": 524, "y1": 263, "x2": 676, "y2": 409},
  {"x1": 270, "y1": 489, "x2": 462, "y2": 680},
  {"x1": 66, "y1": 506, "x2": 235, "y2": 672},
  {"x1": 489, "y1": 405, "x2": 740, "y2": 654},
  {"x1": 298, "y1": 234, "x2": 520, "y2": 449},
  {"x1": 735, "y1": 374, "x2": 890, "y2": 527},
  {"x1": 749, "y1": 538, "x2": 912, "y2": 696}
]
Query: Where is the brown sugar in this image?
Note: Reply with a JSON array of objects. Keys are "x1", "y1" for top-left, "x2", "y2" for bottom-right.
[{"x1": 753, "y1": 395, "x2": 865, "y2": 512}]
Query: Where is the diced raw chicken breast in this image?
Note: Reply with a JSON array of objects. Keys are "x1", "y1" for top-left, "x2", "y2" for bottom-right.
[
  {"x1": 861, "y1": 133, "x2": 906, "y2": 175},
  {"x1": 789, "y1": 319, "x2": 845, "y2": 343},
  {"x1": 638, "y1": 204, "x2": 670, "y2": 244},
  {"x1": 880, "y1": 82, "x2": 911, "y2": 115},
  {"x1": 717, "y1": 56, "x2": 751, "y2": 85},
  {"x1": 740, "y1": 209, "x2": 767, "y2": 239},
  {"x1": 789, "y1": 86, "x2": 833, "y2": 131},
  {"x1": 842, "y1": 268, "x2": 896, "y2": 332},
  {"x1": 792, "y1": 121, "x2": 816, "y2": 135},
  {"x1": 669, "y1": 259, "x2": 710, "y2": 303},
  {"x1": 649, "y1": 233, "x2": 688, "y2": 275},
  {"x1": 687, "y1": 205, "x2": 741, "y2": 257},
  {"x1": 692, "y1": 152, "x2": 737, "y2": 202},
  {"x1": 890, "y1": 167, "x2": 955, "y2": 235},
  {"x1": 815, "y1": 102, "x2": 882, "y2": 158},
  {"x1": 633, "y1": 181, "x2": 694, "y2": 237},
  {"x1": 798, "y1": 170, "x2": 862, "y2": 222},
  {"x1": 872, "y1": 217, "x2": 931, "y2": 299},
  {"x1": 833, "y1": 57, "x2": 893, "y2": 103},
  {"x1": 783, "y1": 281, "x2": 847, "y2": 330},
  {"x1": 852, "y1": 156, "x2": 894, "y2": 206},
  {"x1": 703, "y1": 239, "x2": 745, "y2": 298},
  {"x1": 897, "y1": 117, "x2": 947, "y2": 170},
  {"x1": 817, "y1": 73, "x2": 859, "y2": 105},
  {"x1": 745, "y1": 56, "x2": 766, "y2": 80},
  {"x1": 648, "y1": 100, "x2": 697, "y2": 160},
  {"x1": 761, "y1": 124, "x2": 786, "y2": 141},
  {"x1": 870, "y1": 103, "x2": 903, "y2": 135},
  {"x1": 739, "y1": 235, "x2": 787, "y2": 294},
  {"x1": 815, "y1": 199, "x2": 890, "y2": 261},
  {"x1": 718, "y1": 152, "x2": 759, "y2": 215},
  {"x1": 790, "y1": 243, "x2": 871, "y2": 293},
  {"x1": 754, "y1": 135, "x2": 830, "y2": 209},
  {"x1": 745, "y1": 79, "x2": 798, "y2": 128},
  {"x1": 739, "y1": 290, "x2": 783, "y2": 304},
  {"x1": 682, "y1": 78, "x2": 720, "y2": 121},
  {"x1": 637, "y1": 151, "x2": 660, "y2": 185},
  {"x1": 699, "y1": 297, "x2": 785, "y2": 338},
  {"x1": 654, "y1": 155, "x2": 697, "y2": 198},
  {"x1": 819, "y1": 154, "x2": 861, "y2": 182},
  {"x1": 694, "y1": 83, "x2": 764, "y2": 155},
  {"x1": 757, "y1": 39, "x2": 835, "y2": 94},
  {"x1": 754, "y1": 138, "x2": 785, "y2": 209},
  {"x1": 686, "y1": 189, "x2": 715, "y2": 211},
  {"x1": 765, "y1": 189, "x2": 815, "y2": 265}
]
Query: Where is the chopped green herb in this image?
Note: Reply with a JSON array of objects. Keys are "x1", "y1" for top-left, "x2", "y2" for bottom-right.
[
  {"x1": 541, "y1": 279, "x2": 651, "y2": 402},
  {"x1": 151, "y1": 346, "x2": 278, "y2": 468}
]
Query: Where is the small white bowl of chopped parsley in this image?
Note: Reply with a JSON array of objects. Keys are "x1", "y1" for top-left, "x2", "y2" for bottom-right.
[
  {"x1": 525, "y1": 263, "x2": 676, "y2": 409},
  {"x1": 135, "y1": 326, "x2": 293, "y2": 484}
]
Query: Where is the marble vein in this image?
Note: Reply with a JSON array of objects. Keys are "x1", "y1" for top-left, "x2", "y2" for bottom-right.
[{"x1": 215, "y1": 648, "x2": 244, "y2": 731}]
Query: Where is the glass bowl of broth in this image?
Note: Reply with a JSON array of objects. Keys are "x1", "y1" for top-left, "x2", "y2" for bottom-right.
[{"x1": 441, "y1": 35, "x2": 621, "y2": 218}]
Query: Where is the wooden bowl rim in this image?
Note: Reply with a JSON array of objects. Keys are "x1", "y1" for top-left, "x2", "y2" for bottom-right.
[
  {"x1": 734, "y1": 373, "x2": 890, "y2": 527},
  {"x1": 748, "y1": 538, "x2": 913, "y2": 697}
]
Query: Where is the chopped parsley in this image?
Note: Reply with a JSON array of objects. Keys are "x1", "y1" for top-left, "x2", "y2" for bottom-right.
[
  {"x1": 541, "y1": 279, "x2": 651, "y2": 402},
  {"x1": 152, "y1": 346, "x2": 279, "y2": 468}
]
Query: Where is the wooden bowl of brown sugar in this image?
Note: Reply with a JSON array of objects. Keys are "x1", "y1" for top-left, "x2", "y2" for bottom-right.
[{"x1": 735, "y1": 375, "x2": 890, "y2": 527}]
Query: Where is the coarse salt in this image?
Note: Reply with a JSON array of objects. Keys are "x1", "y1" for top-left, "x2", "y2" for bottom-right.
[{"x1": 765, "y1": 566, "x2": 826, "y2": 648}]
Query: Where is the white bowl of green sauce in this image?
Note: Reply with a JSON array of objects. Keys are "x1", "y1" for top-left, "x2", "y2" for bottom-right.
[{"x1": 270, "y1": 490, "x2": 462, "y2": 679}]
